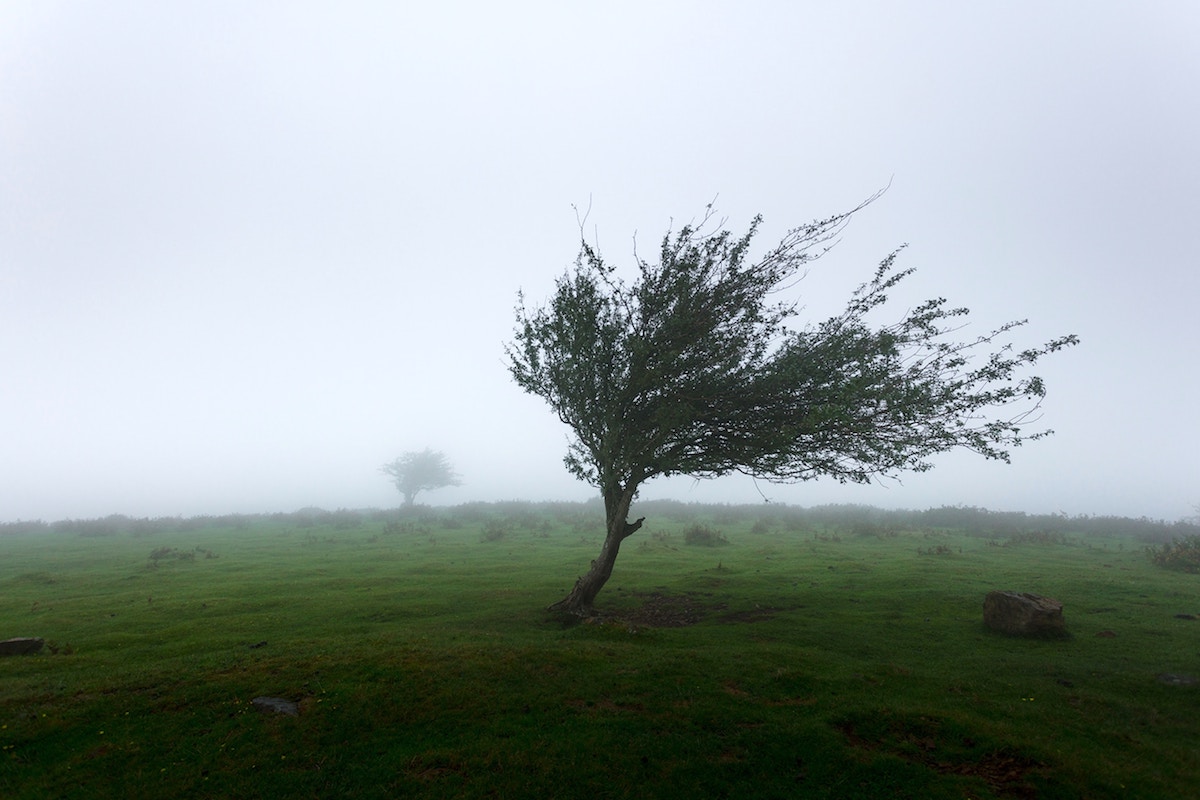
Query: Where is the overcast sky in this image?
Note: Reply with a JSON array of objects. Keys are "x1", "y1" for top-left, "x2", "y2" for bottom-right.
[{"x1": 2, "y1": 2, "x2": 1197, "y2": 523}]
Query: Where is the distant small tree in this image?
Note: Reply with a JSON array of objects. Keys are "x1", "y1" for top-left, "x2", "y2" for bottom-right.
[
  {"x1": 508, "y1": 198, "x2": 1078, "y2": 615},
  {"x1": 380, "y1": 449, "x2": 461, "y2": 507}
]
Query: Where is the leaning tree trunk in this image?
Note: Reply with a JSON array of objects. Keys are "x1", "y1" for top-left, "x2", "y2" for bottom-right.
[{"x1": 548, "y1": 484, "x2": 644, "y2": 616}]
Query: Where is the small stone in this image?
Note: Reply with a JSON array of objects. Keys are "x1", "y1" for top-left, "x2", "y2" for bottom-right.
[
  {"x1": 251, "y1": 697, "x2": 299, "y2": 716},
  {"x1": 0, "y1": 638, "x2": 44, "y2": 656}
]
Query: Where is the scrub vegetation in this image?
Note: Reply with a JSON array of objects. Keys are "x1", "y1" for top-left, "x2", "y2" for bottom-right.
[
  {"x1": 2, "y1": 502, "x2": 1198, "y2": 798},
  {"x1": 1146, "y1": 535, "x2": 1200, "y2": 574}
]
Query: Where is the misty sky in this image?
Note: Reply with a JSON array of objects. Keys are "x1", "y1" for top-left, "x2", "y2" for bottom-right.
[{"x1": 2, "y1": 2, "x2": 1197, "y2": 523}]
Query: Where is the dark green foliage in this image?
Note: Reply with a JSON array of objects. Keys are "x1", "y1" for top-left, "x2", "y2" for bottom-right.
[
  {"x1": 510, "y1": 199, "x2": 1077, "y2": 488},
  {"x1": 1147, "y1": 536, "x2": 1200, "y2": 573},
  {"x1": 508, "y1": 199, "x2": 1077, "y2": 611}
]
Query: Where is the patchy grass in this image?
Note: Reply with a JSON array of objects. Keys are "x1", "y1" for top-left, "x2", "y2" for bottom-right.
[{"x1": 1, "y1": 504, "x2": 1198, "y2": 798}]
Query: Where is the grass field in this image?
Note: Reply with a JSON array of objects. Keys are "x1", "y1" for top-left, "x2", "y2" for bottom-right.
[{"x1": 2, "y1": 503, "x2": 1198, "y2": 798}]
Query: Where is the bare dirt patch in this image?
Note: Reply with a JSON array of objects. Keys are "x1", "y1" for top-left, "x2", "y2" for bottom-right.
[
  {"x1": 558, "y1": 591, "x2": 800, "y2": 629},
  {"x1": 624, "y1": 591, "x2": 725, "y2": 627},
  {"x1": 611, "y1": 591, "x2": 798, "y2": 627},
  {"x1": 836, "y1": 713, "x2": 1048, "y2": 798}
]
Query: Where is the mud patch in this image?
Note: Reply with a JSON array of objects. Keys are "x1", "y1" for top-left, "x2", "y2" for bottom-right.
[
  {"x1": 624, "y1": 591, "x2": 726, "y2": 627},
  {"x1": 583, "y1": 591, "x2": 796, "y2": 628},
  {"x1": 620, "y1": 591, "x2": 801, "y2": 627},
  {"x1": 835, "y1": 710, "x2": 1050, "y2": 797}
]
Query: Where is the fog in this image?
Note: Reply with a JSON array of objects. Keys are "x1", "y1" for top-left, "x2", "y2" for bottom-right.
[{"x1": 2, "y1": 2, "x2": 1197, "y2": 523}]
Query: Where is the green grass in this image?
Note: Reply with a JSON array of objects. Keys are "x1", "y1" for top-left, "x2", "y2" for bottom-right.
[{"x1": 2, "y1": 505, "x2": 1199, "y2": 798}]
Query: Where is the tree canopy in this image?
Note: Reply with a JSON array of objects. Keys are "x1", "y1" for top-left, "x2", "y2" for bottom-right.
[
  {"x1": 380, "y1": 448, "x2": 461, "y2": 507},
  {"x1": 507, "y1": 200, "x2": 1078, "y2": 614}
]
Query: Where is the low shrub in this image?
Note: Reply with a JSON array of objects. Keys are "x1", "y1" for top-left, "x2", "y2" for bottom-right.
[
  {"x1": 331, "y1": 509, "x2": 364, "y2": 530},
  {"x1": 683, "y1": 524, "x2": 727, "y2": 547},
  {"x1": 0, "y1": 519, "x2": 49, "y2": 536},
  {"x1": 147, "y1": 546, "x2": 216, "y2": 565},
  {"x1": 481, "y1": 520, "x2": 509, "y2": 542},
  {"x1": 850, "y1": 521, "x2": 886, "y2": 537},
  {"x1": 383, "y1": 520, "x2": 430, "y2": 536},
  {"x1": 1005, "y1": 530, "x2": 1071, "y2": 546},
  {"x1": 148, "y1": 547, "x2": 195, "y2": 565},
  {"x1": 1147, "y1": 536, "x2": 1200, "y2": 573}
]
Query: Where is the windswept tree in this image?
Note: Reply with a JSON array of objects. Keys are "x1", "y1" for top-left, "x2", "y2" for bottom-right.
[
  {"x1": 380, "y1": 448, "x2": 461, "y2": 507},
  {"x1": 507, "y1": 199, "x2": 1078, "y2": 615}
]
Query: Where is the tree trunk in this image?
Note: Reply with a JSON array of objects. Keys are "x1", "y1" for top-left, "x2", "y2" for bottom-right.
[{"x1": 548, "y1": 484, "x2": 644, "y2": 616}]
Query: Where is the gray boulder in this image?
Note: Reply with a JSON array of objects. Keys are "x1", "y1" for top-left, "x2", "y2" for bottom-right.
[
  {"x1": 0, "y1": 637, "x2": 44, "y2": 656},
  {"x1": 983, "y1": 591, "x2": 1066, "y2": 637}
]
